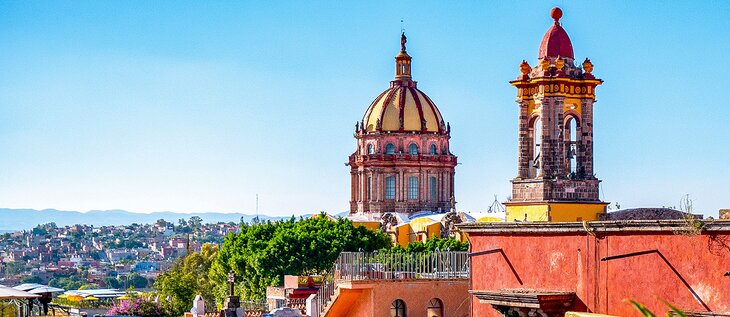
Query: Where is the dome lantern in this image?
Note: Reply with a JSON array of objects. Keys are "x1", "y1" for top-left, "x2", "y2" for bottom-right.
[
  {"x1": 394, "y1": 32, "x2": 412, "y2": 81},
  {"x1": 360, "y1": 33, "x2": 447, "y2": 134}
]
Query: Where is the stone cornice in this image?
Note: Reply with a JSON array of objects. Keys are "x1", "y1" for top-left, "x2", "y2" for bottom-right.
[{"x1": 457, "y1": 220, "x2": 730, "y2": 234}]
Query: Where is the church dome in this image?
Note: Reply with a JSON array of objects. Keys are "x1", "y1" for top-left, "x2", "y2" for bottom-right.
[
  {"x1": 362, "y1": 84, "x2": 445, "y2": 133},
  {"x1": 538, "y1": 8, "x2": 574, "y2": 59},
  {"x1": 361, "y1": 33, "x2": 446, "y2": 134}
]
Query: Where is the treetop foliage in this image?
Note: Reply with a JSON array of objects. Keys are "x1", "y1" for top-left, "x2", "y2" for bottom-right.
[
  {"x1": 154, "y1": 243, "x2": 219, "y2": 317},
  {"x1": 387, "y1": 236, "x2": 469, "y2": 253},
  {"x1": 209, "y1": 214, "x2": 391, "y2": 300}
]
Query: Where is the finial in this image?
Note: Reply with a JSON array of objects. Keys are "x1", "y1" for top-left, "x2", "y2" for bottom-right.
[
  {"x1": 582, "y1": 58, "x2": 593, "y2": 73},
  {"x1": 519, "y1": 60, "x2": 531, "y2": 75},
  {"x1": 555, "y1": 56, "x2": 565, "y2": 70},
  {"x1": 540, "y1": 58, "x2": 550, "y2": 71},
  {"x1": 400, "y1": 32, "x2": 407, "y2": 52},
  {"x1": 550, "y1": 7, "x2": 563, "y2": 24}
]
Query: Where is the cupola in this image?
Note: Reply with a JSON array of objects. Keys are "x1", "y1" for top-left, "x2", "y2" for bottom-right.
[
  {"x1": 360, "y1": 33, "x2": 447, "y2": 134},
  {"x1": 538, "y1": 7, "x2": 574, "y2": 60}
]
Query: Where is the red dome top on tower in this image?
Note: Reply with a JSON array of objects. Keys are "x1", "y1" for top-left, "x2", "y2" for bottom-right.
[{"x1": 538, "y1": 7, "x2": 574, "y2": 59}]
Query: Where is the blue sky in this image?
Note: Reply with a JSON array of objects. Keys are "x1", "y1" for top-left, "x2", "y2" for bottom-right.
[{"x1": 1, "y1": 1, "x2": 728, "y2": 217}]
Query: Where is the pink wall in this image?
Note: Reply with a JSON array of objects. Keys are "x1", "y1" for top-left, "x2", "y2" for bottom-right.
[{"x1": 468, "y1": 227, "x2": 730, "y2": 316}]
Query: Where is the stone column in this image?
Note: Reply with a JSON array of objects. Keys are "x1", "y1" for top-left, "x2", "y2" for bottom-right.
[
  {"x1": 517, "y1": 100, "x2": 531, "y2": 179},
  {"x1": 581, "y1": 99, "x2": 595, "y2": 178},
  {"x1": 350, "y1": 171, "x2": 357, "y2": 206}
]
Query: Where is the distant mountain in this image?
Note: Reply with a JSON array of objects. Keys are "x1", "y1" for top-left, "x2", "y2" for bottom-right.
[{"x1": 0, "y1": 208, "x2": 322, "y2": 231}]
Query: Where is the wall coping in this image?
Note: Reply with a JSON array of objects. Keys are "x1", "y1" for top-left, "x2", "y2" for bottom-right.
[{"x1": 456, "y1": 220, "x2": 730, "y2": 234}]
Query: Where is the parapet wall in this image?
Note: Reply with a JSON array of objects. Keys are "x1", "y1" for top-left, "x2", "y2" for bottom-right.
[{"x1": 459, "y1": 220, "x2": 730, "y2": 317}]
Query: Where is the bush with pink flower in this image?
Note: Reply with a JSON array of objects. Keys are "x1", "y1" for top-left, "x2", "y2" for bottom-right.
[{"x1": 106, "y1": 294, "x2": 163, "y2": 317}]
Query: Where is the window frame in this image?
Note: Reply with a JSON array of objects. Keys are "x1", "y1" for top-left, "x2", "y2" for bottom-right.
[
  {"x1": 408, "y1": 176, "x2": 419, "y2": 200},
  {"x1": 385, "y1": 143, "x2": 396, "y2": 154},
  {"x1": 429, "y1": 144, "x2": 437, "y2": 155},
  {"x1": 391, "y1": 299, "x2": 407, "y2": 317},
  {"x1": 408, "y1": 143, "x2": 419, "y2": 155},
  {"x1": 427, "y1": 298, "x2": 443, "y2": 317},
  {"x1": 429, "y1": 176, "x2": 437, "y2": 201},
  {"x1": 385, "y1": 176, "x2": 396, "y2": 200}
]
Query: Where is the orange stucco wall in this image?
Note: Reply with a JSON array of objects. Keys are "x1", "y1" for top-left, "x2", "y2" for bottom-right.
[
  {"x1": 326, "y1": 279, "x2": 470, "y2": 317},
  {"x1": 468, "y1": 230, "x2": 730, "y2": 317},
  {"x1": 352, "y1": 221, "x2": 381, "y2": 231}
]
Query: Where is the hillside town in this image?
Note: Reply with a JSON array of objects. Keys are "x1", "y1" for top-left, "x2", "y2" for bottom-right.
[{"x1": 0, "y1": 218, "x2": 238, "y2": 289}]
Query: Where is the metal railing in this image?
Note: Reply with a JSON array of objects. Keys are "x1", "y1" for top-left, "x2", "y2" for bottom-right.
[
  {"x1": 313, "y1": 251, "x2": 469, "y2": 317},
  {"x1": 240, "y1": 299, "x2": 268, "y2": 311},
  {"x1": 314, "y1": 276, "x2": 335, "y2": 317},
  {"x1": 334, "y1": 251, "x2": 470, "y2": 281}
]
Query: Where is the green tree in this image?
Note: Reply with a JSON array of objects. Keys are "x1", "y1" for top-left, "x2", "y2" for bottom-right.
[
  {"x1": 4, "y1": 262, "x2": 25, "y2": 275},
  {"x1": 188, "y1": 216, "x2": 203, "y2": 231},
  {"x1": 103, "y1": 277, "x2": 121, "y2": 289},
  {"x1": 128, "y1": 273, "x2": 149, "y2": 289},
  {"x1": 155, "y1": 243, "x2": 219, "y2": 317},
  {"x1": 20, "y1": 275, "x2": 42, "y2": 284},
  {"x1": 387, "y1": 237, "x2": 469, "y2": 253},
  {"x1": 209, "y1": 215, "x2": 391, "y2": 301}
]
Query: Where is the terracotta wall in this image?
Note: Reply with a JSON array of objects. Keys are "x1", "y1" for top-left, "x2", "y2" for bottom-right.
[
  {"x1": 331, "y1": 279, "x2": 470, "y2": 317},
  {"x1": 469, "y1": 231, "x2": 730, "y2": 317}
]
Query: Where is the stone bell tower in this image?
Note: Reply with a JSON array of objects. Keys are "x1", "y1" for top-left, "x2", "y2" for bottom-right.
[{"x1": 505, "y1": 8, "x2": 608, "y2": 222}]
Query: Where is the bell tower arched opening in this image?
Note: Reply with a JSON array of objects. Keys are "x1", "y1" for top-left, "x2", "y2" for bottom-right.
[
  {"x1": 528, "y1": 116, "x2": 542, "y2": 178},
  {"x1": 564, "y1": 115, "x2": 579, "y2": 178}
]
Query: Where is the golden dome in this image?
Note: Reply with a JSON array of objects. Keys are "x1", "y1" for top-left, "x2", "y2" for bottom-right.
[
  {"x1": 362, "y1": 84, "x2": 445, "y2": 133},
  {"x1": 360, "y1": 33, "x2": 446, "y2": 134}
]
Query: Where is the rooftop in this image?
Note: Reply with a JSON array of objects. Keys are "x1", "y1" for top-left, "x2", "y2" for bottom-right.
[{"x1": 457, "y1": 219, "x2": 730, "y2": 234}]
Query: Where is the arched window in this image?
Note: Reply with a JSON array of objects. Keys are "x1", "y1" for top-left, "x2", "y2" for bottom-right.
[
  {"x1": 385, "y1": 176, "x2": 396, "y2": 200},
  {"x1": 367, "y1": 176, "x2": 372, "y2": 200},
  {"x1": 565, "y1": 116, "x2": 578, "y2": 177},
  {"x1": 385, "y1": 143, "x2": 396, "y2": 154},
  {"x1": 391, "y1": 299, "x2": 406, "y2": 317},
  {"x1": 530, "y1": 117, "x2": 542, "y2": 178},
  {"x1": 408, "y1": 143, "x2": 419, "y2": 155},
  {"x1": 427, "y1": 298, "x2": 443, "y2": 317},
  {"x1": 429, "y1": 144, "x2": 437, "y2": 155},
  {"x1": 408, "y1": 176, "x2": 419, "y2": 200},
  {"x1": 429, "y1": 176, "x2": 437, "y2": 201},
  {"x1": 367, "y1": 144, "x2": 375, "y2": 155}
]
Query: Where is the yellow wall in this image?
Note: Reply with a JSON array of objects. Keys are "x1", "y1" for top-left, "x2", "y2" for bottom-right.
[
  {"x1": 453, "y1": 230, "x2": 468, "y2": 243},
  {"x1": 506, "y1": 202, "x2": 607, "y2": 222},
  {"x1": 394, "y1": 225, "x2": 412, "y2": 248},
  {"x1": 549, "y1": 203, "x2": 606, "y2": 221},
  {"x1": 389, "y1": 219, "x2": 444, "y2": 247},
  {"x1": 409, "y1": 218, "x2": 441, "y2": 238},
  {"x1": 426, "y1": 222, "x2": 441, "y2": 239},
  {"x1": 352, "y1": 221, "x2": 381, "y2": 231},
  {"x1": 476, "y1": 217, "x2": 505, "y2": 222},
  {"x1": 506, "y1": 204, "x2": 550, "y2": 222}
]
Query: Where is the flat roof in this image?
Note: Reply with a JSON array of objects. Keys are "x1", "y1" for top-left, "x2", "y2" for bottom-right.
[{"x1": 457, "y1": 220, "x2": 730, "y2": 234}]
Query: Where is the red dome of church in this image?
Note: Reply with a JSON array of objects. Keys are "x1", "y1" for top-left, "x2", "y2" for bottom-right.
[{"x1": 538, "y1": 7, "x2": 574, "y2": 59}]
